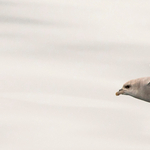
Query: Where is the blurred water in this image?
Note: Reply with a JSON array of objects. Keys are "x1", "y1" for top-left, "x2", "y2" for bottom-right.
[{"x1": 0, "y1": 0, "x2": 150, "y2": 150}]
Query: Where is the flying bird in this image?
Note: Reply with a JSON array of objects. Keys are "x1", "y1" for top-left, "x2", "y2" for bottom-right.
[{"x1": 116, "y1": 77, "x2": 150, "y2": 102}]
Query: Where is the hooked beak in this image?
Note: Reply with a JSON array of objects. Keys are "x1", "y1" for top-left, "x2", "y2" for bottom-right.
[{"x1": 116, "y1": 89, "x2": 124, "y2": 96}]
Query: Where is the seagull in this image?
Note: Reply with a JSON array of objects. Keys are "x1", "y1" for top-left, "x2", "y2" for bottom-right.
[{"x1": 116, "y1": 77, "x2": 150, "y2": 102}]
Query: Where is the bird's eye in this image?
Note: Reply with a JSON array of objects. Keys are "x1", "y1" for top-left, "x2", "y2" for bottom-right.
[{"x1": 124, "y1": 85, "x2": 131, "y2": 89}]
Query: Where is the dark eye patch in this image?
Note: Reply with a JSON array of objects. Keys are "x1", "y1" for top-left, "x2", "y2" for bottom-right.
[{"x1": 124, "y1": 85, "x2": 131, "y2": 89}]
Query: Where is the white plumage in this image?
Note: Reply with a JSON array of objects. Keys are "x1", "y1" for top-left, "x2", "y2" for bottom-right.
[{"x1": 116, "y1": 77, "x2": 150, "y2": 102}]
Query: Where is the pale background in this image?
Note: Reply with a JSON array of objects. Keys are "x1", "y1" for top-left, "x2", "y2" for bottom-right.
[{"x1": 0, "y1": 0, "x2": 150, "y2": 149}]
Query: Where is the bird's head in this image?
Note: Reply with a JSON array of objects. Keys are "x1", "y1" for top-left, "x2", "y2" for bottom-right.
[
  {"x1": 116, "y1": 79, "x2": 141, "y2": 98},
  {"x1": 116, "y1": 77, "x2": 150, "y2": 102}
]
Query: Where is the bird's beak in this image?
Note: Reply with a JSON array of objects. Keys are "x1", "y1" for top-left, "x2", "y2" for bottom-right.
[{"x1": 116, "y1": 89, "x2": 124, "y2": 96}]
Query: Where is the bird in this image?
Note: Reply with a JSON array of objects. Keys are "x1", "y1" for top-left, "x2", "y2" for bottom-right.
[{"x1": 116, "y1": 77, "x2": 150, "y2": 102}]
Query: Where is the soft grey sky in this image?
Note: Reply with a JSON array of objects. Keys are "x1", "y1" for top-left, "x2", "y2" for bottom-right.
[{"x1": 0, "y1": 1, "x2": 150, "y2": 150}]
